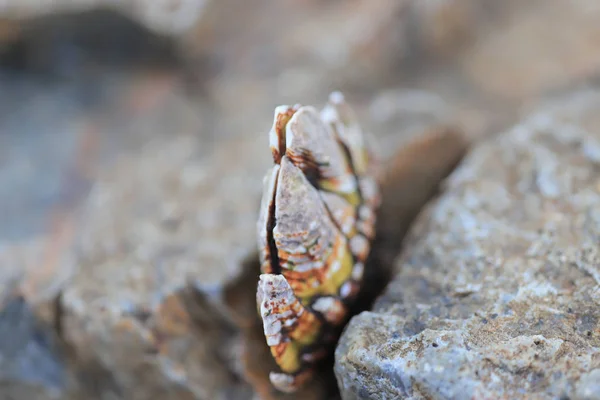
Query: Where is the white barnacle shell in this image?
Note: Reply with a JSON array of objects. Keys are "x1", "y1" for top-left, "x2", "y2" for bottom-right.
[
  {"x1": 285, "y1": 106, "x2": 358, "y2": 198},
  {"x1": 257, "y1": 274, "x2": 300, "y2": 346},
  {"x1": 273, "y1": 156, "x2": 336, "y2": 270},
  {"x1": 255, "y1": 92, "x2": 381, "y2": 392}
]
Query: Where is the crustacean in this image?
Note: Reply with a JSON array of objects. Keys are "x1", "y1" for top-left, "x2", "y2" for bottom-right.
[{"x1": 256, "y1": 92, "x2": 381, "y2": 392}]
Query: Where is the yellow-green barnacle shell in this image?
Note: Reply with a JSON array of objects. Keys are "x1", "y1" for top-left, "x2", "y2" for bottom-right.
[
  {"x1": 272, "y1": 156, "x2": 354, "y2": 305},
  {"x1": 321, "y1": 92, "x2": 381, "y2": 242},
  {"x1": 257, "y1": 274, "x2": 322, "y2": 360},
  {"x1": 255, "y1": 92, "x2": 381, "y2": 393},
  {"x1": 321, "y1": 91, "x2": 369, "y2": 176},
  {"x1": 257, "y1": 274, "x2": 323, "y2": 393},
  {"x1": 321, "y1": 92, "x2": 381, "y2": 184},
  {"x1": 319, "y1": 190, "x2": 357, "y2": 239}
]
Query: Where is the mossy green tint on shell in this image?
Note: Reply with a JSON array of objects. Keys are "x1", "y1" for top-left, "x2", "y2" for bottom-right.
[{"x1": 256, "y1": 92, "x2": 381, "y2": 393}]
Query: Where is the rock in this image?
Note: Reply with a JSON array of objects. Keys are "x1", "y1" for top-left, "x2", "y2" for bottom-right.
[
  {"x1": 0, "y1": 90, "x2": 94, "y2": 399},
  {"x1": 190, "y1": 0, "x2": 500, "y2": 97},
  {"x1": 335, "y1": 88, "x2": 600, "y2": 399},
  {"x1": 0, "y1": 0, "x2": 209, "y2": 35},
  {"x1": 463, "y1": 0, "x2": 600, "y2": 99},
  {"x1": 355, "y1": 126, "x2": 469, "y2": 313},
  {"x1": 0, "y1": 18, "x2": 20, "y2": 45},
  {"x1": 0, "y1": 295, "x2": 70, "y2": 400},
  {"x1": 58, "y1": 133, "x2": 269, "y2": 400},
  {"x1": 271, "y1": 0, "x2": 496, "y2": 89},
  {"x1": 399, "y1": 0, "x2": 499, "y2": 62}
]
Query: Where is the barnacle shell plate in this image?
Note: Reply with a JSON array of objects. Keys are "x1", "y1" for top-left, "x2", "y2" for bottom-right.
[{"x1": 256, "y1": 92, "x2": 380, "y2": 392}]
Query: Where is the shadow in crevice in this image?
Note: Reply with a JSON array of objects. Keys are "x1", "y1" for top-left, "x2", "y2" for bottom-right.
[{"x1": 351, "y1": 126, "x2": 469, "y2": 316}]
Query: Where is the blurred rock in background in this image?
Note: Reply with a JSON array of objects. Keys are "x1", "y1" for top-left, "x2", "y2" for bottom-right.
[
  {"x1": 2, "y1": 0, "x2": 600, "y2": 399},
  {"x1": 0, "y1": 0, "x2": 209, "y2": 35}
]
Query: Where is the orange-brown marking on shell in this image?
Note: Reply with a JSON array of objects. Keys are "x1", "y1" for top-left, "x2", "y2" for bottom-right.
[
  {"x1": 334, "y1": 135, "x2": 365, "y2": 221},
  {"x1": 257, "y1": 94, "x2": 380, "y2": 393},
  {"x1": 269, "y1": 342, "x2": 287, "y2": 360},
  {"x1": 279, "y1": 233, "x2": 348, "y2": 301},
  {"x1": 288, "y1": 312, "x2": 320, "y2": 343},
  {"x1": 272, "y1": 107, "x2": 299, "y2": 164},
  {"x1": 286, "y1": 148, "x2": 326, "y2": 184},
  {"x1": 276, "y1": 240, "x2": 323, "y2": 264}
]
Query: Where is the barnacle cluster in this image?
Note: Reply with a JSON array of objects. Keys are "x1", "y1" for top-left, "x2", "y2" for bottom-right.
[{"x1": 256, "y1": 92, "x2": 380, "y2": 392}]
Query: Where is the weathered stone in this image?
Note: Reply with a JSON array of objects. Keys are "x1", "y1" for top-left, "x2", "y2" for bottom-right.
[
  {"x1": 355, "y1": 126, "x2": 469, "y2": 313},
  {"x1": 0, "y1": 295, "x2": 69, "y2": 400},
  {"x1": 0, "y1": 92, "x2": 93, "y2": 399},
  {"x1": 59, "y1": 133, "x2": 268, "y2": 400},
  {"x1": 463, "y1": 0, "x2": 600, "y2": 99},
  {"x1": 251, "y1": 0, "x2": 495, "y2": 89},
  {"x1": 335, "y1": 89, "x2": 600, "y2": 399}
]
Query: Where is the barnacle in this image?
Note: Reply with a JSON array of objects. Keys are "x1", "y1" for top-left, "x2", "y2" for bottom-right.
[{"x1": 256, "y1": 92, "x2": 380, "y2": 392}]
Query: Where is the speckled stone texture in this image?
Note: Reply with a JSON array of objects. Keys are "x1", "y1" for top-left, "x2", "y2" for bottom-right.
[
  {"x1": 0, "y1": 296, "x2": 69, "y2": 400},
  {"x1": 334, "y1": 88, "x2": 600, "y2": 400},
  {"x1": 58, "y1": 133, "x2": 266, "y2": 400}
]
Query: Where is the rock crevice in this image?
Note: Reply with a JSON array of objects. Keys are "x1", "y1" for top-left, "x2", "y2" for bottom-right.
[{"x1": 335, "y1": 89, "x2": 600, "y2": 400}]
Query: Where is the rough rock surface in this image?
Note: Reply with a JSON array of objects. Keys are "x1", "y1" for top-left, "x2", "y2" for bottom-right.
[
  {"x1": 335, "y1": 89, "x2": 600, "y2": 399},
  {"x1": 0, "y1": 296, "x2": 69, "y2": 400},
  {"x1": 58, "y1": 132, "x2": 272, "y2": 400}
]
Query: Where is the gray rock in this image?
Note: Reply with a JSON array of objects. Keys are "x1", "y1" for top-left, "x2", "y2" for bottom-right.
[
  {"x1": 0, "y1": 296, "x2": 68, "y2": 400},
  {"x1": 59, "y1": 133, "x2": 265, "y2": 400},
  {"x1": 334, "y1": 88, "x2": 600, "y2": 400}
]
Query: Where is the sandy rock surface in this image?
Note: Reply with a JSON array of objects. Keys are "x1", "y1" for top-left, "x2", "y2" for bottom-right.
[{"x1": 335, "y1": 88, "x2": 600, "y2": 399}]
